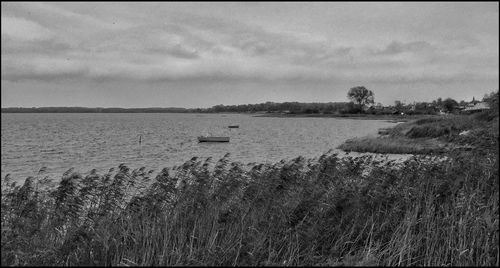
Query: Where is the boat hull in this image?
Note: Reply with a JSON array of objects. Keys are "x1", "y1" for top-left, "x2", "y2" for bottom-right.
[
  {"x1": 228, "y1": 125, "x2": 239, "y2": 128},
  {"x1": 198, "y1": 136, "x2": 230, "y2": 142}
]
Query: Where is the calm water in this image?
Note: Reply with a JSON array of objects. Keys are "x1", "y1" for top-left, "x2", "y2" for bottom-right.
[{"x1": 1, "y1": 113, "x2": 397, "y2": 182}]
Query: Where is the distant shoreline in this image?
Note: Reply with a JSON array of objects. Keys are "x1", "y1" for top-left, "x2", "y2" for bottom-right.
[
  {"x1": 1, "y1": 107, "x2": 199, "y2": 113},
  {"x1": 1, "y1": 110, "x2": 432, "y2": 121},
  {"x1": 1, "y1": 109, "x2": 435, "y2": 122}
]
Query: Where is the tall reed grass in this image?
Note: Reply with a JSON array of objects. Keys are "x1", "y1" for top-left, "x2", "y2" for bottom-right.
[{"x1": 2, "y1": 145, "x2": 498, "y2": 266}]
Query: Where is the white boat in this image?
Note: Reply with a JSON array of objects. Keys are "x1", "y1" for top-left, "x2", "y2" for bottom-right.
[{"x1": 198, "y1": 136, "x2": 230, "y2": 142}]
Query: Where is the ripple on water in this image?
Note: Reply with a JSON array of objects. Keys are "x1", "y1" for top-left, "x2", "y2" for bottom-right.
[{"x1": 2, "y1": 113, "x2": 400, "y2": 182}]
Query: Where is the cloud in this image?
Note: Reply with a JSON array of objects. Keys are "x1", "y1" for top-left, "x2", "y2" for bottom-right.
[
  {"x1": 377, "y1": 41, "x2": 433, "y2": 55},
  {"x1": 1, "y1": 16, "x2": 54, "y2": 42},
  {"x1": 1, "y1": 2, "x2": 498, "y2": 86}
]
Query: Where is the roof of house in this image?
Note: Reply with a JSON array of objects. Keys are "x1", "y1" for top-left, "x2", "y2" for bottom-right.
[{"x1": 463, "y1": 102, "x2": 490, "y2": 111}]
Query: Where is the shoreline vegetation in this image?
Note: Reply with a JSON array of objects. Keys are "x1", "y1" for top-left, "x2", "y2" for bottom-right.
[
  {"x1": 0, "y1": 91, "x2": 490, "y2": 117},
  {"x1": 0, "y1": 107, "x2": 441, "y2": 123},
  {"x1": 338, "y1": 111, "x2": 498, "y2": 155},
  {"x1": 253, "y1": 112, "x2": 422, "y2": 122},
  {"x1": 1, "y1": 91, "x2": 493, "y2": 123},
  {"x1": 2, "y1": 109, "x2": 498, "y2": 266}
]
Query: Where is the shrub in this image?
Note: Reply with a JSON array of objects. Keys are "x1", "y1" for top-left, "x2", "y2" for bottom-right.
[{"x1": 414, "y1": 117, "x2": 443, "y2": 125}]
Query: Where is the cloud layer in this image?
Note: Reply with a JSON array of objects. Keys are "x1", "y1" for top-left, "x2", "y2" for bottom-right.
[
  {"x1": 3, "y1": 2, "x2": 498, "y2": 83},
  {"x1": 1, "y1": 2, "x2": 498, "y2": 107}
]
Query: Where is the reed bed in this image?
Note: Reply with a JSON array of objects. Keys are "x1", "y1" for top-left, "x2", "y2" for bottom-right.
[{"x1": 1, "y1": 144, "x2": 498, "y2": 266}]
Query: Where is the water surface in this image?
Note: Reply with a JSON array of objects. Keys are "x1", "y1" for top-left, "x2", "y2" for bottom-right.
[{"x1": 1, "y1": 113, "x2": 398, "y2": 181}]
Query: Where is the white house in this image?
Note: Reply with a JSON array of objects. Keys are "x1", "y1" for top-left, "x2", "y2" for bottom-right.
[{"x1": 462, "y1": 102, "x2": 490, "y2": 113}]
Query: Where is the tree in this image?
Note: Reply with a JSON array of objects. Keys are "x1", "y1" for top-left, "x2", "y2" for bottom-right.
[
  {"x1": 341, "y1": 102, "x2": 362, "y2": 114},
  {"x1": 347, "y1": 86, "x2": 374, "y2": 109},
  {"x1": 437, "y1": 97, "x2": 443, "y2": 107},
  {"x1": 483, "y1": 90, "x2": 499, "y2": 115},
  {"x1": 394, "y1": 100, "x2": 403, "y2": 109},
  {"x1": 442, "y1": 98, "x2": 458, "y2": 113}
]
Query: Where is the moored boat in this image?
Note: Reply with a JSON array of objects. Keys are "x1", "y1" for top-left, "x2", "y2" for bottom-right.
[
  {"x1": 198, "y1": 136, "x2": 230, "y2": 142},
  {"x1": 228, "y1": 125, "x2": 239, "y2": 128}
]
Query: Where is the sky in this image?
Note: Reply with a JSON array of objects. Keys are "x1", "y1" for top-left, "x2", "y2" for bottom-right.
[{"x1": 1, "y1": 2, "x2": 498, "y2": 108}]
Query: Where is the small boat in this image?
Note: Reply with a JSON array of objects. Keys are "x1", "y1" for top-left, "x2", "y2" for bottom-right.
[
  {"x1": 228, "y1": 125, "x2": 239, "y2": 128},
  {"x1": 198, "y1": 136, "x2": 230, "y2": 142}
]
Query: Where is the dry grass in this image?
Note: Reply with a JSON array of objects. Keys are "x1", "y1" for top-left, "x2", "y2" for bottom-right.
[
  {"x1": 338, "y1": 113, "x2": 497, "y2": 155},
  {"x1": 338, "y1": 136, "x2": 446, "y2": 154}
]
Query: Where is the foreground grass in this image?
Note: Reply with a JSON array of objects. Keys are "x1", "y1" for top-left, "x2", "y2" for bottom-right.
[{"x1": 2, "y1": 143, "x2": 498, "y2": 266}]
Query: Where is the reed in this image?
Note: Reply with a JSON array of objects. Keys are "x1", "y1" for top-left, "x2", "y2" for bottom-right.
[{"x1": 1, "y1": 140, "x2": 498, "y2": 266}]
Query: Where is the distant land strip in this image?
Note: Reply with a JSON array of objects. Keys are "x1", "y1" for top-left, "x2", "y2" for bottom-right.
[
  {"x1": 1, "y1": 102, "x2": 349, "y2": 113},
  {"x1": 0, "y1": 107, "x2": 204, "y2": 113}
]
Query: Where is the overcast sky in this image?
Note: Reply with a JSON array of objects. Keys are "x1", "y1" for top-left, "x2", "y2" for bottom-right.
[{"x1": 1, "y1": 2, "x2": 498, "y2": 108}]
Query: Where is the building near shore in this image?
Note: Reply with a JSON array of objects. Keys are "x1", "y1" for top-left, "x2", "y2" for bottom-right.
[{"x1": 461, "y1": 102, "x2": 490, "y2": 113}]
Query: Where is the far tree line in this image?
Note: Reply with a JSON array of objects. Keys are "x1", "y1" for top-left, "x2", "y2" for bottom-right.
[
  {"x1": 2, "y1": 87, "x2": 497, "y2": 115},
  {"x1": 207, "y1": 87, "x2": 498, "y2": 115}
]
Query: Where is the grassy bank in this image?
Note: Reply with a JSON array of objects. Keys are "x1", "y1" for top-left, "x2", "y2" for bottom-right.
[
  {"x1": 339, "y1": 136, "x2": 446, "y2": 154},
  {"x1": 2, "y1": 144, "x2": 498, "y2": 265},
  {"x1": 338, "y1": 111, "x2": 498, "y2": 154},
  {"x1": 255, "y1": 112, "x2": 429, "y2": 121}
]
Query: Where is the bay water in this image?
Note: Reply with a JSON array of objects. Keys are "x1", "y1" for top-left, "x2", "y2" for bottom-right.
[{"x1": 1, "y1": 113, "x2": 398, "y2": 182}]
